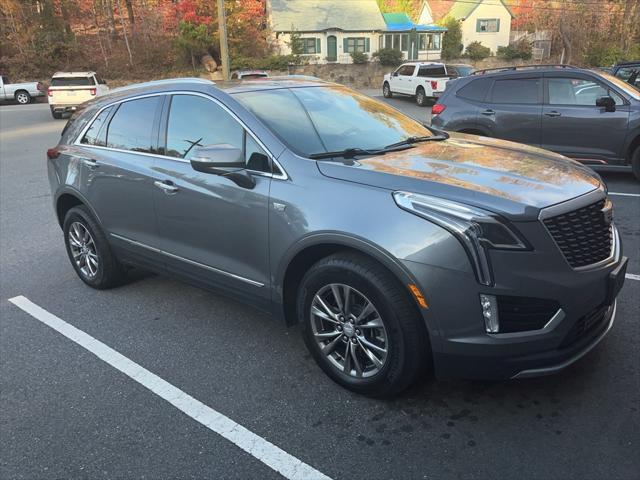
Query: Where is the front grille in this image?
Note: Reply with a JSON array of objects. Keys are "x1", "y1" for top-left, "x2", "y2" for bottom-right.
[
  {"x1": 543, "y1": 199, "x2": 613, "y2": 268},
  {"x1": 497, "y1": 296, "x2": 560, "y2": 333},
  {"x1": 560, "y1": 304, "x2": 608, "y2": 348}
]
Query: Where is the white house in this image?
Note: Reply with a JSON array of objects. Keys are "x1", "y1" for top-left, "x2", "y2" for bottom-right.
[
  {"x1": 268, "y1": 0, "x2": 446, "y2": 64},
  {"x1": 419, "y1": 0, "x2": 514, "y2": 54}
]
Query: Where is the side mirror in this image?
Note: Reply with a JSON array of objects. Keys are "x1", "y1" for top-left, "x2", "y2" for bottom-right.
[
  {"x1": 596, "y1": 96, "x2": 616, "y2": 112},
  {"x1": 392, "y1": 72, "x2": 399, "y2": 77},
  {"x1": 190, "y1": 144, "x2": 255, "y2": 189}
]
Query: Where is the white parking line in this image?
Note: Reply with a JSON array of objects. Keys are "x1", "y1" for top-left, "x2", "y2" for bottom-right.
[
  {"x1": 626, "y1": 273, "x2": 640, "y2": 281},
  {"x1": 8, "y1": 295, "x2": 332, "y2": 480},
  {"x1": 609, "y1": 192, "x2": 640, "y2": 197}
]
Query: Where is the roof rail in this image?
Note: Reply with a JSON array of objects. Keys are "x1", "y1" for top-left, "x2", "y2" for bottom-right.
[
  {"x1": 109, "y1": 77, "x2": 215, "y2": 93},
  {"x1": 471, "y1": 64, "x2": 578, "y2": 75}
]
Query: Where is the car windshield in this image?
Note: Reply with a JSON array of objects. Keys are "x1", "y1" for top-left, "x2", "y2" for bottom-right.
[
  {"x1": 597, "y1": 71, "x2": 640, "y2": 99},
  {"x1": 234, "y1": 86, "x2": 431, "y2": 157},
  {"x1": 51, "y1": 77, "x2": 94, "y2": 87}
]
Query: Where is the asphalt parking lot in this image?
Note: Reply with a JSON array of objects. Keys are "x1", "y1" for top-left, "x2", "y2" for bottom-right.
[{"x1": 1, "y1": 98, "x2": 639, "y2": 480}]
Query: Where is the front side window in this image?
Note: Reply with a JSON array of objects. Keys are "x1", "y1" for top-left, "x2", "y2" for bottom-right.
[
  {"x1": 491, "y1": 78, "x2": 540, "y2": 104},
  {"x1": 398, "y1": 65, "x2": 416, "y2": 76},
  {"x1": 165, "y1": 95, "x2": 243, "y2": 160},
  {"x1": 106, "y1": 97, "x2": 160, "y2": 153},
  {"x1": 477, "y1": 19, "x2": 499, "y2": 33},
  {"x1": 345, "y1": 37, "x2": 367, "y2": 53},
  {"x1": 81, "y1": 106, "x2": 112, "y2": 146},
  {"x1": 547, "y1": 78, "x2": 622, "y2": 105},
  {"x1": 235, "y1": 86, "x2": 431, "y2": 157}
]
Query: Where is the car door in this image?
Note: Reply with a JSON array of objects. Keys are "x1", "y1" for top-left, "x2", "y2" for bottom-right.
[
  {"x1": 479, "y1": 75, "x2": 543, "y2": 146},
  {"x1": 74, "y1": 95, "x2": 163, "y2": 263},
  {"x1": 391, "y1": 65, "x2": 415, "y2": 94},
  {"x1": 152, "y1": 93, "x2": 272, "y2": 308},
  {"x1": 541, "y1": 73, "x2": 630, "y2": 162}
]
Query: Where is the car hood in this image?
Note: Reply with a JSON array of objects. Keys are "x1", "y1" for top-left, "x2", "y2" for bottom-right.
[{"x1": 316, "y1": 133, "x2": 602, "y2": 220}]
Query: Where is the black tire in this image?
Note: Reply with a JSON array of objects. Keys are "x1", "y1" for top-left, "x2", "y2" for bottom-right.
[
  {"x1": 416, "y1": 87, "x2": 428, "y2": 107},
  {"x1": 63, "y1": 205, "x2": 126, "y2": 289},
  {"x1": 15, "y1": 90, "x2": 31, "y2": 104},
  {"x1": 383, "y1": 82, "x2": 392, "y2": 98},
  {"x1": 298, "y1": 252, "x2": 430, "y2": 397},
  {"x1": 50, "y1": 107, "x2": 63, "y2": 119},
  {"x1": 632, "y1": 146, "x2": 640, "y2": 181}
]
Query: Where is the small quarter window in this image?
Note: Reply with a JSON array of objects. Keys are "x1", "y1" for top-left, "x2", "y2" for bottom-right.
[
  {"x1": 457, "y1": 78, "x2": 491, "y2": 101},
  {"x1": 81, "y1": 106, "x2": 112, "y2": 146},
  {"x1": 245, "y1": 134, "x2": 271, "y2": 173}
]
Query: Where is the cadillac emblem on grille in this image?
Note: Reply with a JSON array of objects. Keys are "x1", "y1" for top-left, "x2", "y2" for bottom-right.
[{"x1": 601, "y1": 199, "x2": 613, "y2": 226}]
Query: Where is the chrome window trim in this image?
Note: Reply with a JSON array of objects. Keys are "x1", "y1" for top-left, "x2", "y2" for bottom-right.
[
  {"x1": 538, "y1": 186, "x2": 619, "y2": 271},
  {"x1": 110, "y1": 233, "x2": 264, "y2": 287},
  {"x1": 73, "y1": 90, "x2": 289, "y2": 180}
]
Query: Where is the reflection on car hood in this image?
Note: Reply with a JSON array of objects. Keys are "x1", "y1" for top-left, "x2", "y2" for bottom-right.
[{"x1": 316, "y1": 133, "x2": 602, "y2": 220}]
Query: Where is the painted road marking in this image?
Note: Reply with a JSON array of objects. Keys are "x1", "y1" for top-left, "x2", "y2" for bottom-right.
[
  {"x1": 8, "y1": 295, "x2": 332, "y2": 480},
  {"x1": 626, "y1": 273, "x2": 640, "y2": 281},
  {"x1": 609, "y1": 192, "x2": 640, "y2": 197}
]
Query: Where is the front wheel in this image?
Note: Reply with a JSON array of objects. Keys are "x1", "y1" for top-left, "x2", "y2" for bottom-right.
[
  {"x1": 298, "y1": 252, "x2": 430, "y2": 397},
  {"x1": 15, "y1": 91, "x2": 31, "y2": 104},
  {"x1": 383, "y1": 82, "x2": 392, "y2": 98}
]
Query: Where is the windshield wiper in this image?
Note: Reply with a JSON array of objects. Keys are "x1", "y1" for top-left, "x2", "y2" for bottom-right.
[
  {"x1": 308, "y1": 145, "x2": 412, "y2": 160},
  {"x1": 384, "y1": 132, "x2": 449, "y2": 149}
]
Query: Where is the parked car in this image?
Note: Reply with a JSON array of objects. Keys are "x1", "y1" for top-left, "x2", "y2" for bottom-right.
[
  {"x1": 0, "y1": 75, "x2": 46, "y2": 104},
  {"x1": 48, "y1": 71, "x2": 109, "y2": 119},
  {"x1": 610, "y1": 60, "x2": 639, "y2": 88},
  {"x1": 231, "y1": 70, "x2": 270, "y2": 80},
  {"x1": 446, "y1": 64, "x2": 475, "y2": 78},
  {"x1": 431, "y1": 65, "x2": 640, "y2": 180},
  {"x1": 382, "y1": 62, "x2": 452, "y2": 106},
  {"x1": 47, "y1": 78, "x2": 627, "y2": 396}
]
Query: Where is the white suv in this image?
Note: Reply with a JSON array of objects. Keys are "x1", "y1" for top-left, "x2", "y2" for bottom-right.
[
  {"x1": 382, "y1": 62, "x2": 451, "y2": 106},
  {"x1": 48, "y1": 71, "x2": 109, "y2": 119}
]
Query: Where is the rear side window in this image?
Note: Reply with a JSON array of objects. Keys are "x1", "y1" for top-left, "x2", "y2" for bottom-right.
[
  {"x1": 106, "y1": 97, "x2": 160, "y2": 153},
  {"x1": 51, "y1": 77, "x2": 95, "y2": 87},
  {"x1": 80, "y1": 107, "x2": 112, "y2": 146},
  {"x1": 491, "y1": 78, "x2": 540, "y2": 104},
  {"x1": 457, "y1": 78, "x2": 491, "y2": 101},
  {"x1": 418, "y1": 66, "x2": 446, "y2": 77}
]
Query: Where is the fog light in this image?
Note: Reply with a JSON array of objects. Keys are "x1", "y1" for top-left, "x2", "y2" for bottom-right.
[{"x1": 480, "y1": 294, "x2": 499, "y2": 333}]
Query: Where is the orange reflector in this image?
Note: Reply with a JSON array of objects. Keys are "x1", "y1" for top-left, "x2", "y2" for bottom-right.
[{"x1": 408, "y1": 284, "x2": 428, "y2": 309}]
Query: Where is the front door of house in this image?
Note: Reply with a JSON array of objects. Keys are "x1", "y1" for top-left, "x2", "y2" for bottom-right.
[{"x1": 327, "y1": 35, "x2": 337, "y2": 62}]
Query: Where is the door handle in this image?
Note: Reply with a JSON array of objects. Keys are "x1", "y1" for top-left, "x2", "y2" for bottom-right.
[
  {"x1": 154, "y1": 180, "x2": 179, "y2": 194},
  {"x1": 79, "y1": 157, "x2": 99, "y2": 169},
  {"x1": 481, "y1": 109, "x2": 495, "y2": 116},
  {"x1": 545, "y1": 111, "x2": 561, "y2": 117}
]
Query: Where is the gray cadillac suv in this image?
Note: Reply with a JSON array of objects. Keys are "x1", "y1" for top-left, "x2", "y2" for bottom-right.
[{"x1": 47, "y1": 78, "x2": 627, "y2": 396}]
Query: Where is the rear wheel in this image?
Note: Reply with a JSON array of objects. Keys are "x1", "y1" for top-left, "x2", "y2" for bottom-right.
[
  {"x1": 383, "y1": 82, "x2": 392, "y2": 98},
  {"x1": 63, "y1": 206, "x2": 126, "y2": 289},
  {"x1": 416, "y1": 87, "x2": 428, "y2": 106},
  {"x1": 298, "y1": 252, "x2": 430, "y2": 397},
  {"x1": 632, "y1": 146, "x2": 640, "y2": 181},
  {"x1": 15, "y1": 91, "x2": 31, "y2": 104},
  {"x1": 50, "y1": 106, "x2": 63, "y2": 119}
]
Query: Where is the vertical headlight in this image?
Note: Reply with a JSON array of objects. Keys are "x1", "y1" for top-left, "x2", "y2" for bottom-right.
[{"x1": 393, "y1": 191, "x2": 530, "y2": 286}]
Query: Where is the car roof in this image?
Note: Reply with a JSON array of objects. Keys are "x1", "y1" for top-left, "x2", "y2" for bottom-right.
[
  {"x1": 471, "y1": 66, "x2": 598, "y2": 78},
  {"x1": 614, "y1": 60, "x2": 639, "y2": 66},
  {"x1": 52, "y1": 71, "x2": 96, "y2": 77},
  {"x1": 400, "y1": 61, "x2": 444, "y2": 66}
]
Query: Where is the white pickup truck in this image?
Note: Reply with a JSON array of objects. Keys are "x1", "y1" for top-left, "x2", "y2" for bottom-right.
[
  {"x1": 382, "y1": 62, "x2": 452, "y2": 106},
  {"x1": 0, "y1": 75, "x2": 46, "y2": 104},
  {"x1": 48, "y1": 71, "x2": 109, "y2": 119}
]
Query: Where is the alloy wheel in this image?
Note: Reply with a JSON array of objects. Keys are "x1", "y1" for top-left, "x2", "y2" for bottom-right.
[
  {"x1": 310, "y1": 283, "x2": 388, "y2": 378},
  {"x1": 16, "y1": 93, "x2": 29, "y2": 104},
  {"x1": 68, "y1": 221, "x2": 99, "y2": 278}
]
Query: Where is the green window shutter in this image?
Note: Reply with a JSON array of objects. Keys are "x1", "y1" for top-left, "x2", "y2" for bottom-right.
[
  {"x1": 316, "y1": 38, "x2": 321, "y2": 53},
  {"x1": 344, "y1": 38, "x2": 349, "y2": 52},
  {"x1": 476, "y1": 19, "x2": 482, "y2": 32},
  {"x1": 496, "y1": 19, "x2": 500, "y2": 32},
  {"x1": 365, "y1": 38, "x2": 370, "y2": 52}
]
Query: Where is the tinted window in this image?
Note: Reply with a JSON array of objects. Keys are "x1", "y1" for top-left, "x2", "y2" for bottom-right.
[
  {"x1": 81, "y1": 106, "x2": 112, "y2": 146},
  {"x1": 418, "y1": 66, "x2": 446, "y2": 77},
  {"x1": 457, "y1": 78, "x2": 491, "y2": 101},
  {"x1": 166, "y1": 95, "x2": 243, "y2": 159},
  {"x1": 398, "y1": 65, "x2": 416, "y2": 76},
  {"x1": 547, "y1": 77, "x2": 622, "y2": 105},
  {"x1": 491, "y1": 78, "x2": 540, "y2": 104},
  {"x1": 106, "y1": 97, "x2": 159, "y2": 153},
  {"x1": 51, "y1": 76, "x2": 95, "y2": 86},
  {"x1": 235, "y1": 86, "x2": 430, "y2": 157},
  {"x1": 245, "y1": 135, "x2": 270, "y2": 173}
]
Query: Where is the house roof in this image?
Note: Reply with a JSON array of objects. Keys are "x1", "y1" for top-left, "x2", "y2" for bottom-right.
[
  {"x1": 268, "y1": 0, "x2": 386, "y2": 32},
  {"x1": 382, "y1": 12, "x2": 447, "y2": 32},
  {"x1": 426, "y1": 0, "x2": 515, "y2": 22}
]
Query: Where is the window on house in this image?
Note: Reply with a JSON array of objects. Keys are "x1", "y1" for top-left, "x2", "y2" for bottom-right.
[
  {"x1": 419, "y1": 34, "x2": 441, "y2": 50},
  {"x1": 400, "y1": 34, "x2": 408, "y2": 52},
  {"x1": 477, "y1": 19, "x2": 499, "y2": 33},
  {"x1": 300, "y1": 38, "x2": 319, "y2": 54},
  {"x1": 345, "y1": 37, "x2": 367, "y2": 53}
]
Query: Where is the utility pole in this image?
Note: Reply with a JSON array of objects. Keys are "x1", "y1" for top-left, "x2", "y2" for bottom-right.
[{"x1": 216, "y1": 0, "x2": 230, "y2": 80}]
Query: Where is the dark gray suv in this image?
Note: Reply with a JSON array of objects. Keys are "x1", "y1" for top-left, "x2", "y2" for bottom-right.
[
  {"x1": 47, "y1": 78, "x2": 627, "y2": 396},
  {"x1": 431, "y1": 66, "x2": 640, "y2": 180}
]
